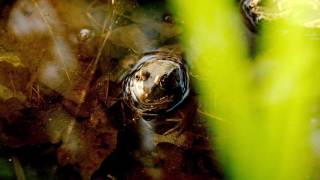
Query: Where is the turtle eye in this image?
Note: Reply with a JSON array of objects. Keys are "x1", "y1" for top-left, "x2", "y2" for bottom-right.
[
  {"x1": 141, "y1": 71, "x2": 150, "y2": 81},
  {"x1": 135, "y1": 74, "x2": 140, "y2": 80}
]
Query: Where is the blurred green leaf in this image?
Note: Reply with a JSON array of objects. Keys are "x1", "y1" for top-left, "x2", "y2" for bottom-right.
[{"x1": 172, "y1": 0, "x2": 320, "y2": 179}]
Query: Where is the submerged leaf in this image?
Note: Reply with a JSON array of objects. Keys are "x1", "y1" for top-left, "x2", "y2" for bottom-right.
[{"x1": 49, "y1": 106, "x2": 118, "y2": 179}]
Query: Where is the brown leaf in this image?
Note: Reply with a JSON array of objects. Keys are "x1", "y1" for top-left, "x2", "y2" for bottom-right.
[
  {"x1": 55, "y1": 105, "x2": 117, "y2": 179},
  {"x1": 0, "y1": 101, "x2": 49, "y2": 147}
]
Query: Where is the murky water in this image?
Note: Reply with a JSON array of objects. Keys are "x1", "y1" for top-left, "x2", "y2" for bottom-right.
[{"x1": 0, "y1": 0, "x2": 221, "y2": 179}]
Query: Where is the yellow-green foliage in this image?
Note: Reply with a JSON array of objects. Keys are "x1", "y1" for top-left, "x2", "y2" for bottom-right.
[{"x1": 172, "y1": 0, "x2": 320, "y2": 179}]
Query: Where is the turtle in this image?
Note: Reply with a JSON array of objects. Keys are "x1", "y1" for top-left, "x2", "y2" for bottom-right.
[{"x1": 122, "y1": 50, "x2": 190, "y2": 117}]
